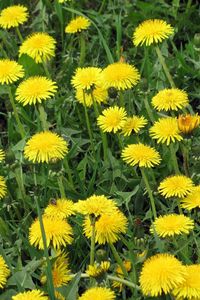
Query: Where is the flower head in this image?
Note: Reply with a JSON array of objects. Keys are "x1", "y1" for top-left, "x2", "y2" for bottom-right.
[
  {"x1": 44, "y1": 198, "x2": 75, "y2": 219},
  {"x1": 16, "y1": 76, "x2": 57, "y2": 106},
  {"x1": 0, "y1": 255, "x2": 10, "y2": 288},
  {"x1": 71, "y1": 67, "x2": 102, "y2": 91},
  {"x1": 0, "y1": 59, "x2": 24, "y2": 85},
  {"x1": 150, "y1": 117, "x2": 183, "y2": 145},
  {"x1": 158, "y1": 175, "x2": 194, "y2": 198},
  {"x1": 78, "y1": 287, "x2": 115, "y2": 300},
  {"x1": 178, "y1": 114, "x2": 200, "y2": 134},
  {"x1": 152, "y1": 89, "x2": 189, "y2": 111},
  {"x1": 133, "y1": 19, "x2": 174, "y2": 46},
  {"x1": 150, "y1": 214, "x2": 194, "y2": 238},
  {"x1": 29, "y1": 216, "x2": 73, "y2": 249},
  {"x1": 122, "y1": 143, "x2": 161, "y2": 168},
  {"x1": 65, "y1": 16, "x2": 91, "y2": 34},
  {"x1": 181, "y1": 186, "x2": 200, "y2": 210},
  {"x1": 101, "y1": 62, "x2": 140, "y2": 90},
  {"x1": 0, "y1": 150, "x2": 5, "y2": 162},
  {"x1": 139, "y1": 253, "x2": 186, "y2": 297},
  {"x1": 24, "y1": 131, "x2": 68, "y2": 163},
  {"x1": 121, "y1": 115, "x2": 147, "y2": 136},
  {"x1": 12, "y1": 290, "x2": 48, "y2": 300},
  {"x1": 86, "y1": 261, "x2": 110, "y2": 278},
  {"x1": 75, "y1": 86, "x2": 108, "y2": 107},
  {"x1": 19, "y1": 32, "x2": 56, "y2": 63},
  {"x1": 0, "y1": 176, "x2": 7, "y2": 199},
  {"x1": 97, "y1": 106, "x2": 127, "y2": 133},
  {"x1": 0, "y1": 5, "x2": 28, "y2": 29}
]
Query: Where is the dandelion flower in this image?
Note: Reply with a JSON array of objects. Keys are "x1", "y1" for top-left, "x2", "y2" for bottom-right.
[
  {"x1": 181, "y1": 186, "x2": 200, "y2": 210},
  {"x1": 0, "y1": 59, "x2": 24, "y2": 85},
  {"x1": 0, "y1": 255, "x2": 10, "y2": 288},
  {"x1": 158, "y1": 175, "x2": 194, "y2": 198},
  {"x1": 75, "y1": 86, "x2": 108, "y2": 107},
  {"x1": 19, "y1": 32, "x2": 56, "y2": 63},
  {"x1": 24, "y1": 131, "x2": 68, "y2": 163},
  {"x1": 101, "y1": 62, "x2": 140, "y2": 90},
  {"x1": 59, "y1": 0, "x2": 71, "y2": 2},
  {"x1": 152, "y1": 89, "x2": 189, "y2": 111},
  {"x1": 178, "y1": 114, "x2": 200, "y2": 134},
  {"x1": 150, "y1": 117, "x2": 183, "y2": 145},
  {"x1": 15, "y1": 76, "x2": 57, "y2": 106},
  {"x1": 86, "y1": 261, "x2": 110, "y2": 278},
  {"x1": 122, "y1": 143, "x2": 161, "y2": 168},
  {"x1": 97, "y1": 106, "x2": 127, "y2": 133},
  {"x1": 133, "y1": 19, "x2": 174, "y2": 46},
  {"x1": 75, "y1": 194, "x2": 118, "y2": 217},
  {"x1": 0, "y1": 176, "x2": 7, "y2": 199},
  {"x1": 44, "y1": 198, "x2": 75, "y2": 219},
  {"x1": 121, "y1": 115, "x2": 147, "y2": 136},
  {"x1": 65, "y1": 16, "x2": 91, "y2": 34},
  {"x1": 139, "y1": 253, "x2": 186, "y2": 297},
  {"x1": 0, "y1": 5, "x2": 28, "y2": 29},
  {"x1": 78, "y1": 287, "x2": 115, "y2": 300},
  {"x1": 0, "y1": 150, "x2": 5, "y2": 162},
  {"x1": 12, "y1": 290, "x2": 48, "y2": 300},
  {"x1": 112, "y1": 260, "x2": 132, "y2": 291},
  {"x1": 150, "y1": 214, "x2": 194, "y2": 237},
  {"x1": 29, "y1": 216, "x2": 73, "y2": 249},
  {"x1": 71, "y1": 67, "x2": 102, "y2": 91}
]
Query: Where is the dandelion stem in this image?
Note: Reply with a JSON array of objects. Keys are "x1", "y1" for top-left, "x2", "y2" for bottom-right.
[
  {"x1": 181, "y1": 143, "x2": 190, "y2": 177},
  {"x1": 169, "y1": 143, "x2": 180, "y2": 174},
  {"x1": 144, "y1": 94, "x2": 155, "y2": 123},
  {"x1": 109, "y1": 243, "x2": 129, "y2": 278},
  {"x1": 89, "y1": 215, "x2": 96, "y2": 265},
  {"x1": 57, "y1": 176, "x2": 66, "y2": 198},
  {"x1": 42, "y1": 61, "x2": 51, "y2": 78},
  {"x1": 119, "y1": 91, "x2": 125, "y2": 108},
  {"x1": 79, "y1": 33, "x2": 86, "y2": 67},
  {"x1": 38, "y1": 104, "x2": 49, "y2": 131},
  {"x1": 107, "y1": 275, "x2": 140, "y2": 290},
  {"x1": 15, "y1": 27, "x2": 23, "y2": 43},
  {"x1": 63, "y1": 158, "x2": 75, "y2": 190},
  {"x1": 83, "y1": 91, "x2": 95, "y2": 153}
]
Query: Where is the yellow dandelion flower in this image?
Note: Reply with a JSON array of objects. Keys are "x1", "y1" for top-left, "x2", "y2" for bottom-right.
[
  {"x1": 150, "y1": 214, "x2": 194, "y2": 237},
  {"x1": 101, "y1": 62, "x2": 140, "y2": 90},
  {"x1": 0, "y1": 255, "x2": 10, "y2": 288},
  {"x1": 178, "y1": 114, "x2": 200, "y2": 134},
  {"x1": 15, "y1": 76, "x2": 57, "y2": 106},
  {"x1": 112, "y1": 260, "x2": 132, "y2": 291},
  {"x1": 29, "y1": 216, "x2": 73, "y2": 249},
  {"x1": 0, "y1": 5, "x2": 28, "y2": 29},
  {"x1": 0, "y1": 150, "x2": 5, "y2": 162},
  {"x1": 122, "y1": 143, "x2": 161, "y2": 168},
  {"x1": 65, "y1": 16, "x2": 91, "y2": 34},
  {"x1": 24, "y1": 131, "x2": 68, "y2": 163},
  {"x1": 12, "y1": 290, "x2": 48, "y2": 300},
  {"x1": 121, "y1": 115, "x2": 147, "y2": 136},
  {"x1": 75, "y1": 86, "x2": 108, "y2": 107},
  {"x1": 86, "y1": 261, "x2": 110, "y2": 278},
  {"x1": 133, "y1": 19, "x2": 174, "y2": 46},
  {"x1": 0, "y1": 176, "x2": 7, "y2": 199},
  {"x1": 44, "y1": 198, "x2": 74, "y2": 219},
  {"x1": 152, "y1": 88, "x2": 189, "y2": 111},
  {"x1": 97, "y1": 106, "x2": 127, "y2": 133},
  {"x1": 139, "y1": 253, "x2": 186, "y2": 297},
  {"x1": 78, "y1": 287, "x2": 115, "y2": 300},
  {"x1": 149, "y1": 117, "x2": 183, "y2": 145},
  {"x1": 158, "y1": 175, "x2": 194, "y2": 198},
  {"x1": 0, "y1": 59, "x2": 24, "y2": 85},
  {"x1": 58, "y1": 0, "x2": 71, "y2": 3},
  {"x1": 181, "y1": 186, "x2": 200, "y2": 210},
  {"x1": 74, "y1": 194, "x2": 118, "y2": 217},
  {"x1": 84, "y1": 210, "x2": 128, "y2": 244},
  {"x1": 173, "y1": 265, "x2": 200, "y2": 299},
  {"x1": 19, "y1": 32, "x2": 56, "y2": 63},
  {"x1": 71, "y1": 67, "x2": 102, "y2": 91}
]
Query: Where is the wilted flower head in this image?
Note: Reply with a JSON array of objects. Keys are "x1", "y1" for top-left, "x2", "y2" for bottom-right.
[
  {"x1": 12, "y1": 290, "x2": 48, "y2": 300},
  {"x1": 65, "y1": 16, "x2": 91, "y2": 34},
  {"x1": 97, "y1": 106, "x2": 127, "y2": 133},
  {"x1": 181, "y1": 186, "x2": 200, "y2": 210},
  {"x1": 0, "y1": 5, "x2": 28, "y2": 29},
  {"x1": 78, "y1": 287, "x2": 115, "y2": 300},
  {"x1": 71, "y1": 67, "x2": 102, "y2": 91},
  {"x1": 0, "y1": 59, "x2": 24, "y2": 85},
  {"x1": 0, "y1": 255, "x2": 10, "y2": 288},
  {"x1": 158, "y1": 175, "x2": 194, "y2": 198},
  {"x1": 44, "y1": 198, "x2": 75, "y2": 219},
  {"x1": 178, "y1": 114, "x2": 200, "y2": 134},
  {"x1": 121, "y1": 115, "x2": 147, "y2": 136}
]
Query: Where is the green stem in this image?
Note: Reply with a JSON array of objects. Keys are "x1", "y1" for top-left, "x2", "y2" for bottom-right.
[
  {"x1": 169, "y1": 143, "x2": 180, "y2": 174},
  {"x1": 140, "y1": 168, "x2": 157, "y2": 220},
  {"x1": 38, "y1": 104, "x2": 49, "y2": 131},
  {"x1": 83, "y1": 91, "x2": 95, "y2": 153},
  {"x1": 42, "y1": 61, "x2": 51, "y2": 78},
  {"x1": 16, "y1": 27, "x2": 23, "y2": 43},
  {"x1": 14, "y1": 167, "x2": 26, "y2": 211},
  {"x1": 155, "y1": 46, "x2": 176, "y2": 88},
  {"x1": 89, "y1": 215, "x2": 96, "y2": 265},
  {"x1": 181, "y1": 143, "x2": 190, "y2": 177},
  {"x1": 107, "y1": 275, "x2": 140, "y2": 290},
  {"x1": 63, "y1": 157, "x2": 75, "y2": 190},
  {"x1": 79, "y1": 33, "x2": 86, "y2": 67},
  {"x1": 109, "y1": 243, "x2": 128, "y2": 278},
  {"x1": 119, "y1": 90, "x2": 125, "y2": 108},
  {"x1": 144, "y1": 94, "x2": 155, "y2": 123},
  {"x1": 57, "y1": 176, "x2": 66, "y2": 198}
]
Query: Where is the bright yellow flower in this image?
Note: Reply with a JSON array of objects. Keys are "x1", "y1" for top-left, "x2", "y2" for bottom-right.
[
  {"x1": 101, "y1": 62, "x2": 140, "y2": 90},
  {"x1": 150, "y1": 117, "x2": 183, "y2": 145},
  {"x1": 58, "y1": 0, "x2": 71, "y2": 2},
  {"x1": 44, "y1": 198, "x2": 74, "y2": 219},
  {"x1": 97, "y1": 106, "x2": 127, "y2": 133},
  {"x1": 0, "y1": 255, "x2": 10, "y2": 288},
  {"x1": 86, "y1": 261, "x2": 110, "y2": 278},
  {"x1": 121, "y1": 115, "x2": 147, "y2": 136},
  {"x1": 139, "y1": 253, "x2": 186, "y2": 297},
  {"x1": 71, "y1": 67, "x2": 102, "y2": 91},
  {"x1": 15, "y1": 76, "x2": 57, "y2": 106},
  {"x1": 0, "y1": 150, "x2": 5, "y2": 162},
  {"x1": 0, "y1": 5, "x2": 28, "y2": 29},
  {"x1": 150, "y1": 214, "x2": 194, "y2": 237},
  {"x1": 19, "y1": 32, "x2": 56, "y2": 63},
  {"x1": 121, "y1": 143, "x2": 161, "y2": 168},
  {"x1": 158, "y1": 175, "x2": 194, "y2": 198},
  {"x1": 29, "y1": 216, "x2": 73, "y2": 249},
  {"x1": 133, "y1": 19, "x2": 174, "y2": 46},
  {"x1": 178, "y1": 114, "x2": 200, "y2": 134},
  {"x1": 75, "y1": 86, "x2": 108, "y2": 107},
  {"x1": 65, "y1": 16, "x2": 91, "y2": 34},
  {"x1": 0, "y1": 176, "x2": 7, "y2": 199},
  {"x1": 24, "y1": 131, "x2": 68, "y2": 163},
  {"x1": 181, "y1": 186, "x2": 200, "y2": 210},
  {"x1": 78, "y1": 287, "x2": 115, "y2": 300},
  {"x1": 12, "y1": 290, "x2": 48, "y2": 300},
  {"x1": 0, "y1": 59, "x2": 24, "y2": 85},
  {"x1": 152, "y1": 88, "x2": 189, "y2": 111}
]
